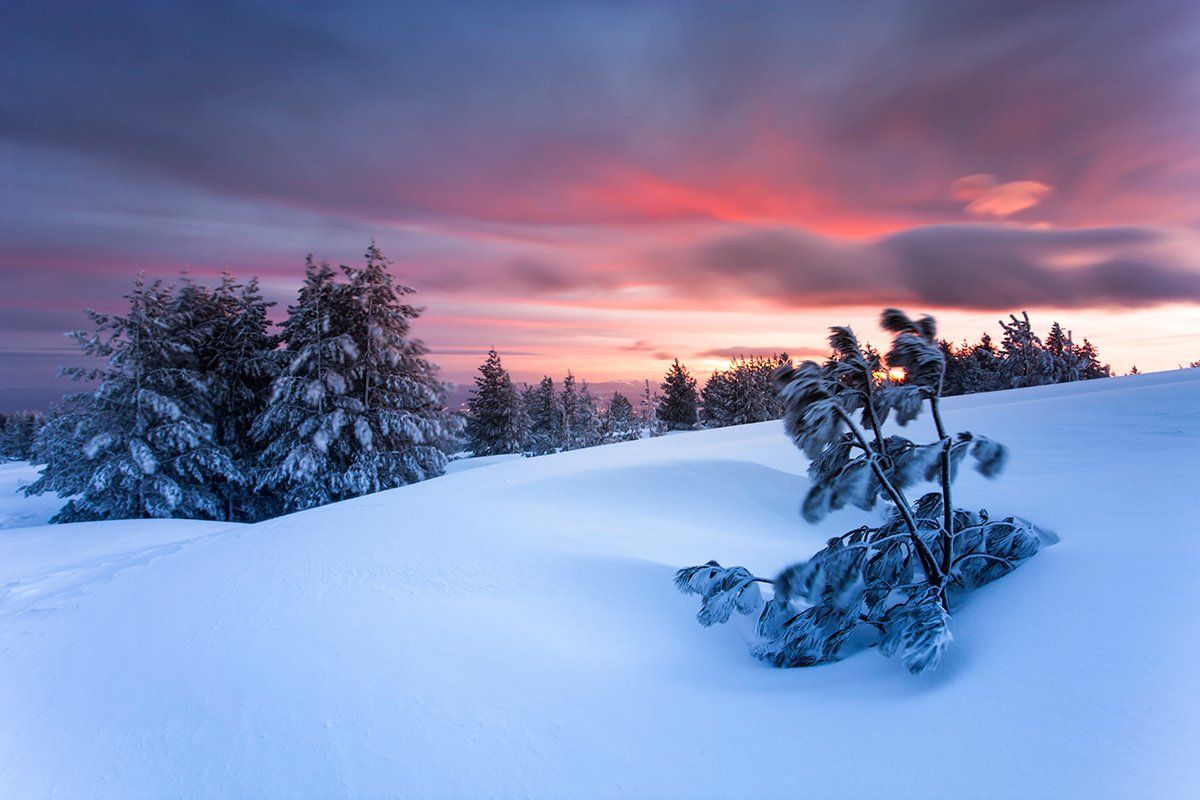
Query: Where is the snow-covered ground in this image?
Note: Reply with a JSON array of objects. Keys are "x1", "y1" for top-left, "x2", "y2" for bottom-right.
[
  {"x1": 1, "y1": 370, "x2": 1198, "y2": 798},
  {"x1": 0, "y1": 461, "x2": 66, "y2": 530}
]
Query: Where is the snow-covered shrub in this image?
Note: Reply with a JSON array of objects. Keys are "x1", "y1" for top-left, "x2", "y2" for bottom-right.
[{"x1": 674, "y1": 309, "x2": 1054, "y2": 675}]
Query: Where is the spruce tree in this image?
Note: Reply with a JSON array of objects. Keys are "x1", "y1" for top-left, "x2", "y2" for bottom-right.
[
  {"x1": 252, "y1": 257, "x2": 363, "y2": 512},
  {"x1": 0, "y1": 411, "x2": 42, "y2": 461},
  {"x1": 999, "y1": 312, "x2": 1054, "y2": 387},
  {"x1": 657, "y1": 359, "x2": 699, "y2": 431},
  {"x1": 638, "y1": 379, "x2": 663, "y2": 437},
  {"x1": 558, "y1": 372, "x2": 579, "y2": 450},
  {"x1": 574, "y1": 381, "x2": 603, "y2": 448},
  {"x1": 525, "y1": 376, "x2": 560, "y2": 455},
  {"x1": 26, "y1": 277, "x2": 238, "y2": 521},
  {"x1": 254, "y1": 244, "x2": 454, "y2": 511},
  {"x1": 341, "y1": 241, "x2": 453, "y2": 494},
  {"x1": 701, "y1": 355, "x2": 785, "y2": 428},
  {"x1": 465, "y1": 349, "x2": 525, "y2": 456},
  {"x1": 174, "y1": 274, "x2": 280, "y2": 520},
  {"x1": 602, "y1": 391, "x2": 638, "y2": 443},
  {"x1": 701, "y1": 369, "x2": 733, "y2": 428}
]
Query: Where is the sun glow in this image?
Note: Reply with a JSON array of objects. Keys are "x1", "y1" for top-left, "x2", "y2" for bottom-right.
[{"x1": 873, "y1": 367, "x2": 907, "y2": 383}]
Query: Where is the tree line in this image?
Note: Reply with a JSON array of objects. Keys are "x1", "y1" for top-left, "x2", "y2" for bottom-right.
[
  {"x1": 463, "y1": 313, "x2": 1116, "y2": 456},
  {"x1": 24, "y1": 243, "x2": 457, "y2": 523},
  {"x1": 0, "y1": 411, "x2": 42, "y2": 462},
  {"x1": 12, "y1": 245, "x2": 1125, "y2": 523}
]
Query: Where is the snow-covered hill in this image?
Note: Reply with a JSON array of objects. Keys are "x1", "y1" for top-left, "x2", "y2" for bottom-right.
[{"x1": 2, "y1": 371, "x2": 1198, "y2": 798}]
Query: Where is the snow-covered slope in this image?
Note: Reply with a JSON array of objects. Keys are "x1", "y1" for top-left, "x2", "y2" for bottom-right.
[
  {"x1": 2, "y1": 371, "x2": 1198, "y2": 798},
  {"x1": 0, "y1": 461, "x2": 65, "y2": 530}
]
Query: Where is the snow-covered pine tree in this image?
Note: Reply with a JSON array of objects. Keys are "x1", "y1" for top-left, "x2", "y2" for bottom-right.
[
  {"x1": 173, "y1": 274, "x2": 280, "y2": 520},
  {"x1": 465, "y1": 349, "x2": 525, "y2": 456},
  {"x1": 26, "y1": 395, "x2": 95, "y2": 495},
  {"x1": 701, "y1": 355, "x2": 785, "y2": 428},
  {"x1": 525, "y1": 376, "x2": 560, "y2": 455},
  {"x1": 517, "y1": 383, "x2": 534, "y2": 450},
  {"x1": 940, "y1": 333, "x2": 1007, "y2": 395},
  {"x1": 255, "y1": 243, "x2": 454, "y2": 510},
  {"x1": 675, "y1": 309, "x2": 1052, "y2": 675},
  {"x1": 700, "y1": 369, "x2": 733, "y2": 428},
  {"x1": 252, "y1": 256, "x2": 363, "y2": 512},
  {"x1": 25, "y1": 277, "x2": 239, "y2": 521},
  {"x1": 638, "y1": 379, "x2": 664, "y2": 437},
  {"x1": 0, "y1": 411, "x2": 42, "y2": 461},
  {"x1": 601, "y1": 391, "x2": 638, "y2": 443},
  {"x1": 558, "y1": 372, "x2": 579, "y2": 450},
  {"x1": 999, "y1": 311, "x2": 1055, "y2": 388},
  {"x1": 657, "y1": 359, "x2": 699, "y2": 431},
  {"x1": 1075, "y1": 339, "x2": 1110, "y2": 379},
  {"x1": 340, "y1": 241, "x2": 455, "y2": 494},
  {"x1": 574, "y1": 381, "x2": 603, "y2": 448}
]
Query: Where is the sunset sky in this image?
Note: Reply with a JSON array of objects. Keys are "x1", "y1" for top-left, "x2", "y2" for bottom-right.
[{"x1": 3, "y1": 0, "x2": 1200, "y2": 408}]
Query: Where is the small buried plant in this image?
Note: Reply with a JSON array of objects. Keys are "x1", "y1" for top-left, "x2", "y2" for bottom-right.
[{"x1": 675, "y1": 309, "x2": 1055, "y2": 674}]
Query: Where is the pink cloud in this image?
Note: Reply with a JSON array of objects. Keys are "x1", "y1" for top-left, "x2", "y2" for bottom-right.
[{"x1": 951, "y1": 174, "x2": 1054, "y2": 218}]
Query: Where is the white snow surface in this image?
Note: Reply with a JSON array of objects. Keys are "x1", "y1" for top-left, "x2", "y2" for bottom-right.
[
  {"x1": 0, "y1": 461, "x2": 65, "y2": 530},
  {"x1": 2, "y1": 370, "x2": 1198, "y2": 798}
]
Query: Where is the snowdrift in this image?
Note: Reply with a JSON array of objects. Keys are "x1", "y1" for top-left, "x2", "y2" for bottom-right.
[{"x1": 1, "y1": 370, "x2": 1198, "y2": 798}]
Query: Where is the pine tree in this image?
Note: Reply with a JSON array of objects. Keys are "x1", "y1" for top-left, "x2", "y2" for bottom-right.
[
  {"x1": 701, "y1": 369, "x2": 733, "y2": 428},
  {"x1": 701, "y1": 355, "x2": 785, "y2": 428},
  {"x1": 254, "y1": 244, "x2": 455, "y2": 511},
  {"x1": 27, "y1": 396, "x2": 94, "y2": 493},
  {"x1": 26, "y1": 277, "x2": 238, "y2": 521},
  {"x1": 525, "y1": 376, "x2": 560, "y2": 455},
  {"x1": 574, "y1": 381, "x2": 603, "y2": 448},
  {"x1": 999, "y1": 312, "x2": 1055, "y2": 388},
  {"x1": 601, "y1": 391, "x2": 638, "y2": 443},
  {"x1": 558, "y1": 372, "x2": 579, "y2": 450},
  {"x1": 0, "y1": 411, "x2": 42, "y2": 461},
  {"x1": 517, "y1": 383, "x2": 534, "y2": 449},
  {"x1": 1076, "y1": 339, "x2": 1110, "y2": 379},
  {"x1": 638, "y1": 379, "x2": 663, "y2": 437},
  {"x1": 341, "y1": 241, "x2": 454, "y2": 494},
  {"x1": 676, "y1": 309, "x2": 1051, "y2": 675},
  {"x1": 465, "y1": 349, "x2": 525, "y2": 456},
  {"x1": 252, "y1": 257, "x2": 364, "y2": 512},
  {"x1": 657, "y1": 359, "x2": 699, "y2": 431},
  {"x1": 174, "y1": 274, "x2": 280, "y2": 520}
]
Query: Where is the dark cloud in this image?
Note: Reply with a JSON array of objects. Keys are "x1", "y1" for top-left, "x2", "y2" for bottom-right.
[
  {"x1": 696, "y1": 346, "x2": 826, "y2": 360},
  {"x1": 669, "y1": 224, "x2": 1200, "y2": 310},
  {"x1": 428, "y1": 348, "x2": 543, "y2": 358},
  {"x1": 2, "y1": 1, "x2": 1198, "y2": 227},
  {"x1": 2, "y1": 1, "x2": 1200, "y2": 393}
]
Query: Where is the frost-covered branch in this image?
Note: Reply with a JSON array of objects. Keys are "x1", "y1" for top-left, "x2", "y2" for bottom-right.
[{"x1": 674, "y1": 307, "x2": 1051, "y2": 676}]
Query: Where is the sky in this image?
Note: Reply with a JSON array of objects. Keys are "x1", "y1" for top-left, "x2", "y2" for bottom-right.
[{"x1": 2, "y1": 0, "x2": 1200, "y2": 409}]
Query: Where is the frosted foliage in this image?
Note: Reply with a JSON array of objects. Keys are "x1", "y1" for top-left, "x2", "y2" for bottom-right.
[
  {"x1": 465, "y1": 349, "x2": 526, "y2": 456},
  {"x1": 25, "y1": 276, "x2": 245, "y2": 522},
  {"x1": 674, "y1": 562, "x2": 764, "y2": 626},
  {"x1": 252, "y1": 245, "x2": 456, "y2": 513},
  {"x1": 701, "y1": 354, "x2": 788, "y2": 429},
  {"x1": 676, "y1": 308, "x2": 1051, "y2": 675}
]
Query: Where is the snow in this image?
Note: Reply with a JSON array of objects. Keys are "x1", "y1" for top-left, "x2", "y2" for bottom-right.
[
  {"x1": 0, "y1": 461, "x2": 64, "y2": 530},
  {"x1": 1, "y1": 370, "x2": 1198, "y2": 798}
]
